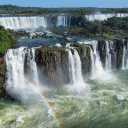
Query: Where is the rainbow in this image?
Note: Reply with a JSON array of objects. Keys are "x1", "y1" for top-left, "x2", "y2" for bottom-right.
[{"x1": 24, "y1": 76, "x2": 62, "y2": 128}]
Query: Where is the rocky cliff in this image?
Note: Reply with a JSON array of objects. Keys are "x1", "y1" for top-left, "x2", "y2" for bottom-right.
[
  {"x1": 76, "y1": 45, "x2": 91, "y2": 76},
  {"x1": 98, "y1": 40, "x2": 106, "y2": 67},
  {"x1": 0, "y1": 57, "x2": 5, "y2": 97},
  {"x1": 35, "y1": 46, "x2": 70, "y2": 86},
  {"x1": 98, "y1": 39, "x2": 123, "y2": 69},
  {"x1": 0, "y1": 39, "x2": 126, "y2": 97},
  {"x1": 114, "y1": 39, "x2": 123, "y2": 68}
]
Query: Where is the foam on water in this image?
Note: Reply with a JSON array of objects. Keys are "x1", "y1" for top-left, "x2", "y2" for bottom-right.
[{"x1": 16, "y1": 116, "x2": 24, "y2": 123}]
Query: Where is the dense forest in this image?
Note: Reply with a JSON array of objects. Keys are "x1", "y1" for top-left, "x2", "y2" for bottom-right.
[
  {"x1": 0, "y1": 26, "x2": 17, "y2": 57},
  {"x1": 1, "y1": 5, "x2": 128, "y2": 16},
  {"x1": 48, "y1": 16, "x2": 128, "y2": 39}
]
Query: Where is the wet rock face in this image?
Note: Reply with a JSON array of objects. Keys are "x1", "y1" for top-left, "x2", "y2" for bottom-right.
[
  {"x1": 114, "y1": 39, "x2": 123, "y2": 69},
  {"x1": 47, "y1": 16, "x2": 57, "y2": 26},
  {"x1": 0, "y1": 57, "x2": 5, "y2": 97},
  {"x1": 98, "y1": 40, "x2": 106, "y2": 67},
  {"x1": 77, "y1": 45, "x2": 91, "y2": 76},
  {"x1": 98, "y1": 39, "x2": 123, "y2": 69},
  {"x1": 35, "y1": 45, "x2": 92, "y2": 86},
  {"x1": 35, "y1": 47, "x2": 70, "y2": 86}
]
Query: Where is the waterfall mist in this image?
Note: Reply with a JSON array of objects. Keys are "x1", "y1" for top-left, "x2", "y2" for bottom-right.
[
  {"x1": 85, "y1": 13, "x2": 128, "y2": 21},
  {"x1": 5, "y1": 47, "x2": 48, "y2": 103},
  {"x1": 68, "y1": 49, "x2": 90, "y2": 94}
]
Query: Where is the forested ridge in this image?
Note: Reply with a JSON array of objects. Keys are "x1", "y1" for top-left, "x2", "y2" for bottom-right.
[{"x1": 1, "y1": 5, "x2": 128, "y2": 16}]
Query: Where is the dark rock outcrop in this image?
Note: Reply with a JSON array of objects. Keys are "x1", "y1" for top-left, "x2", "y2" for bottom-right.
[
  {"x1": 98, "y1": 40, "x2": 106, "y2": 67},
  {"x1": 98, "y1": 39, "x2": 123, "y2": 69},
  {"x1": 77, "y1": 45, "x2": 91, "y2": 76},
  {"x1": 113, "y1": 39, "x2": 123, "y2": 68},
  {"x1": 0, "y1": 57, "x2": 5, "y2": 97},
  {"x1": 35, "y1": 46, "x2": 70, "y2": 86}
]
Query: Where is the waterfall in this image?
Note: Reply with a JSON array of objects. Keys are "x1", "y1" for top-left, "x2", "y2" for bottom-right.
[
  {"x1": 91, "y1": 41, "x2": 104, "y2": 75},
  {"x1": 122, "y1": 39, "x2": 126, "y2": 69},
  {"x1": 0, "y1": 17, "x2": 47, "y2": 30},
  {"x1": 89, "y1": 40, "x2": 115, "y2": 81},
  {"x1": 26, "y1": 48, "x2": 39, "y2": 86},
  {"x1": 85, "y1": 13, "x2": 128, "y2": 21},
  {"x1": 122, "y1": 39, "x2": 128, "y2": 69},
  {"x1": 69, "y1": 16, "x2": 71, "y2": 26},
  {"x1": 56, "y1": 15, "x2": 69, "y2": 27},
  {"x1": 5, "y1": 47, "x2": 39, "y2": 100},
  {"x1": 69, "y1": 49, "x2": 84, "y2": 84},
  {"x1": 89, "y1": 46, "x2": 95, "y2": 76},
  {"x1": 122, "y1": 39, "x2": 127, "y2": 69},
  {"x1": 68, "y1": 49, "x2": 89, "y2": 93},
  {"x1": 105, "y1": 41, "x2": 112, "y2": 70},
  {"x1": 81, "y1": 40, "x2": 104, "y2": 77}
]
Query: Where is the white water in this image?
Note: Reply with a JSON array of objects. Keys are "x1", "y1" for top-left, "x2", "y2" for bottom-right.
[
  {"x1": 122, "y1": 40, "x2": 127, "y2": 69},
  {"x1": 105, "y1": 41, "x2": 112, "y2": 70},
  {"x1": 78, "y1": 40, "x2": 104, "y2": 77},
  {"x1": 80, "y1": 40, "x2": 115, "y2": 81},
  {"x1": 89, "y1": 46, "x2": 95, "y2": 77},
  {"x1": 85, "y1": 13, "x2": 128, "y2": 21},
  {"x1": 91, "y1": 41, "x2": 105, "y2": 76},
  {"x1": 68, "y1": 49, "x2": 89, "y2": 94},
  {"x1": 0, "y1": 17, "x2": 47, "y2": 30},
  {"x1": 56, "y1": 15, "x2": 70, "y2": 27},
  {"x1": 5, "y1": 47, "x2": 39, "y2": 102},
  {"x1": 122, "y1": 39, "x2": 128, "y2": 69}
]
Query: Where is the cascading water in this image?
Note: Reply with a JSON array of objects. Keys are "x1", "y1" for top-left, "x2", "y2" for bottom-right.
[
  {"x1": 68, "y1": 49, "x2": 89, "y2": 93},
  {"x1": 89, "y1": 46, "x2": 95, "y2": 76},
  {"x1": 105, "y1": 41, "x2": 112, "y2": 70},
  {"x1": 69, "y1": 49, "x2": 84, "y2": 84},
  {"x1": 80, "y1": 40, "x2": 104, "y2": 77},
  {"x1": 85, "y1": 13, "x2": 128, "y2": 21},
  {"x1": 69, "y1": 16, "x2": 71, "y2": 26},
  {"x1": 0, "y1": 17, "x2": 47, "y2": 30},
  {"x1": 56, "y1": 15, "x2": 69, "y2": 27},
  {"x1": 79, "y1": 39, "x2": 115, "y2": 80},
  {"x1": 5, "y1": 47, "x2": 39, "y2": 101},
  {"x1": 91, "y1": 40, "x2": 115, "y2": 81},
  {"x1": 91, "y1": 40, "x2": 104, "y2": 76},
  {"x1": 122, "y1": 39, "x2": 128, "y2": 69}
]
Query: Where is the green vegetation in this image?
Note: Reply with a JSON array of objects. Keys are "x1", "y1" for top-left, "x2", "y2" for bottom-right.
[
  {"x1": 71, "y1": 43, "x2": 81, "y2": 47},
  {"x1": 48, "y1": 25, "x2": 70, "y2": 35},
  {"x1": 0, "y1": 5, "x2": 93, "y2": 16},
  {"x1": 1, "y1": 5, "x2": 128, "y2": 41},
  {"x1": 0, "y1": 26, "x2": 16, "y2": 57},
  {"x1": 42, "y1": 47, "x2": 51, "y2": 58},
  {"x1": 68, "y1": 16, "x2": 128, "y2": 39},
  {"x1": 0, "y1": 63, "x2": 5, "y2": 75},
  {"x1": 1, "y1": 5, "x2": 128, "y2": 16}
]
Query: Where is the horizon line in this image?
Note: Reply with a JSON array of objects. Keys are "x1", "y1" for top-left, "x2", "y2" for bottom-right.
[{"x1": 0, "y1": 4, "x2": 128, "y2": 9}]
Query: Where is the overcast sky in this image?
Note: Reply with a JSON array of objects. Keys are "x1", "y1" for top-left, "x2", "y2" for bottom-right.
[{"x1": 0, "y1": 0, "x2": 128, "y2": 8}]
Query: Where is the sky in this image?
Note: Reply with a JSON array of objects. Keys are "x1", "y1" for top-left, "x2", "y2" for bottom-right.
[{"x1": 0, "y1": 0, "x2": 128, "y2": 8}]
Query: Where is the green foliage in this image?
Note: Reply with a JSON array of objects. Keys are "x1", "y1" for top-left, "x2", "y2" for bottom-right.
[
  {"x1": 42, "y1": 47, "x2": 51, "y2": 57},
  {"x1": 0, "y1": 63, "x2": 5, "y2": 75},
  {"x1": 0, "y1": 5, "x2": 94, "y2": 16},
  {"x1": 48, "y1": 24, "x2": 69, "y2": 35},
  {"x1": 69, "y1": 16, "x2": 128, "y2": 39},
  {"x1": 0, "y1": 26, "x2": 15, "y2": 57},
  {"x1": 70, "y1": 43, "x2": 81, "y2": 47}
]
